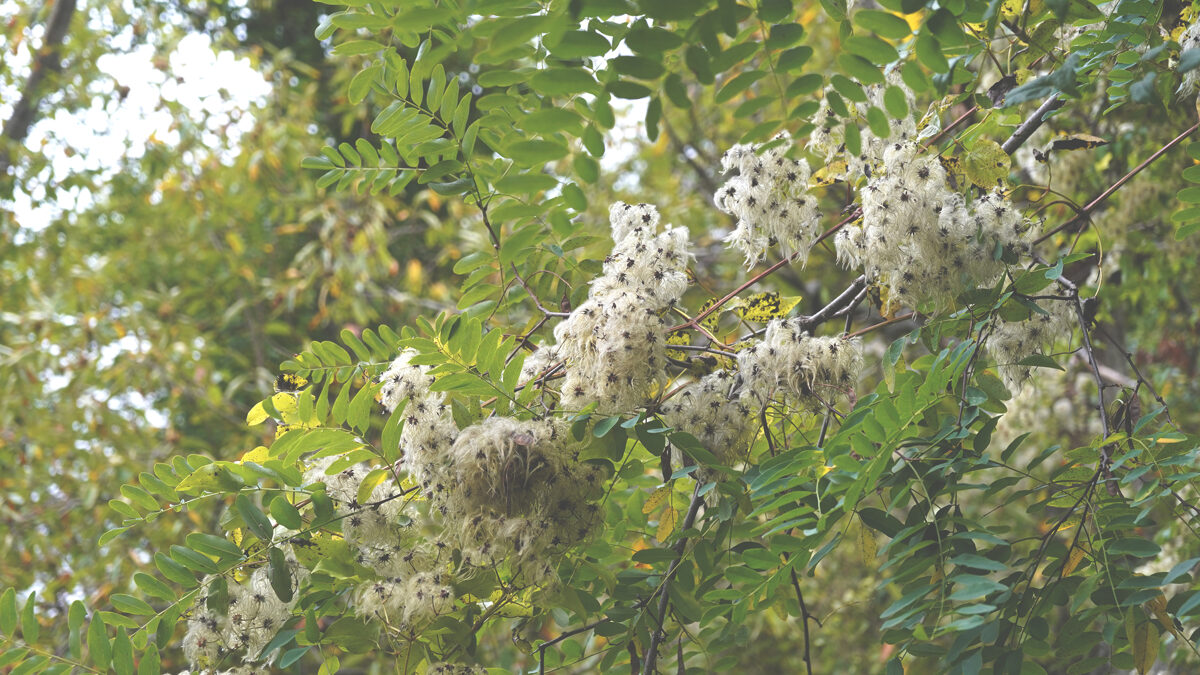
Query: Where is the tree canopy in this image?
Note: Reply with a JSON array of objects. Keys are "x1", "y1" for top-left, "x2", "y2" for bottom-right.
[{"x1": 5, "y1": 0, "x2": 1200, "y2": 674}]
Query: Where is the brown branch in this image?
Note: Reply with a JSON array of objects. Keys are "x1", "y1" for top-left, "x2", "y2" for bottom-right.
[
  {"x1": 1035, "y1": 121, "x2": 1200, "y2": 244},
  {"x1": 0, "y1": 0, "x2": 78, "y2": 180}
]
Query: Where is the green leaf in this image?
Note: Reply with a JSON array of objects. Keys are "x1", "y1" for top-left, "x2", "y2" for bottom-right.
[
  {"x1": 132, "y1": 573, "x2": 175, "y2": 603},
  {"x1": 138, "y1": 644, "x2": 160, "y2": 675},
  {"x1": 110, "y1": 594, "x2": 155, "y2": 616},
  {"x1": 1107, "y1": 538, "x2": 1161, "y2": 558},
  {"x1": 88, "y1": 619, "x2": 111, "y2": 670},
  {"x1": 854, "y1": 9, "x2": 912, "y2": 39},
  {"x1": 549, "y1": 30, "x2": 610, "y2": 58},
  {"x1": 715, "y1": 70, "x2": 767, "y2": 103},
  {"x1": 883, "y1": 85, "x2": 909, "y2": 118},
  {"x1": 611, "y1": 55, "x2": 665, "y2": 80},
  {"x1": 530, "y1": 69, "x2": 601, "y2": 96},
  {"x1": 20, "y1": 592, "x2": 37, "y2": 643},
  {"x1": 269, "y1": 547, "x2": 294, "y2": 603},
  {"x1": 348, "y1": 64, "x2": 380, "y2": 105},
  {"x1": 845, "y1": 35, "x2": 900, "y2": 64},
  {"x1": 112, "y1": 628, "x2": 134, "y2": 675},
  {"x1": 0, "y1": 588, "x2": 15, "y2": 637},
  {"x1": 915, "y1": 33, "x2": 949, "y2": 73},
  {"x1": 236, "y1": 494, "x2": 275, "y2": 541},
  {"x1": 185, "y1": 532, "x2": 243, "y2": 561},
  {"x1": 68, "y1": 600, "x2": 86, "y2": 659},
  {"x1": 170, "y1": 545, "x2": 218, "y2": 574},
  {"x1": 270, "y1": 495, "x2": 304, "y2": 530}
]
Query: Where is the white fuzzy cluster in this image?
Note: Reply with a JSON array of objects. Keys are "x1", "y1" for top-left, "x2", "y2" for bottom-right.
[
  {"x1": 660, "y1": 370, "x2": 756, "y2": 466},
  {"x1": 986, "y1": 302, "x2": 1074, "y2": 390},
  {"x1": 1179, "y1": 20, "x2": 1200, "y2": 97},
  {"x1": 183, "y1": 564, "x2": 301, "y2": 669},
  {"x1": 551, "y1": 202, "x2": 690, "y2": 412},
  {"x1": 447, "y1": 416, "x2": 603, "y2": 582},
  {"x1": 379, "y1": 350, "x2": 459, "y2": 492},
  {"x1": 714, "y1": 132, "x2": 822, "y2": 267},
  {"x1": 835, "y1": 143, "x2": 1035, "y2": 312},
  {"x1": 809, "y1": 74, "x2": 917, "y2": 180},
  {"x1": 353, "y1": 571, "x2": 455, "y2": 626},
  {"x1": 736, "y1": 318, "x2": 863, "y2": 405},
  {"x1": 379, "y1": 350, "x2": 605, "y2": 584}
]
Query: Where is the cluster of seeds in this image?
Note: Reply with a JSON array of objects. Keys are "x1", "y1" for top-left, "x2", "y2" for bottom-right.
[
  {"x1": 986, "y1": 302, "x2": 1075, "y2": 390},
  {"x1": 183, "y1": 560, "x2": 301, "y2": 669},
  {"x1": 446, "y1": 416, "x2": 603, "y2": 581},
  {"x1": 736, "y1": 318, "x2": 863, "y2": 407},
  {"x1": 550, "y1": 202, "x2": 691, "y2": 412},
  {"x1": 714, "y1": 132, "x2": 823, "y2": 267},
  {"x1": 836, "y1": 143, "x2": 1035, "y2": 312},
  {"x1": 809, "y1": 73, "x2": 919, "y2": 181}
]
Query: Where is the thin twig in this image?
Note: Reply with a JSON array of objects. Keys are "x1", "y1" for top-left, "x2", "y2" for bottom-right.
[
  {"x1": 641, "y1": 485, "x2": 705, "y2": 675},
  {"x1": 1035, "y1": 121, "x2": 1200, "y2": 244}
]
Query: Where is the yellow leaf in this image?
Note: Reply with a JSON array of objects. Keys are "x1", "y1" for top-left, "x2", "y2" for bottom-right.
[
  {"x1": 666, "y1": 330, "x2": 690, "y2": 360},
  {"x1": 247, "y1": 401, "x2": 270, "y2": 426},
  {"x1": 643, "y1": 486, "x2": 671, "y2": 515},
  {"x1": 812, "y1": 159, "x2": 847, "y2": 186},
  {"x1": 656, "y1": 504, "x2": 677, "y2": 542},
  {"x1": 732, "y1": 291, "x2": 803, "y2": 323},
  {"x1": 240, "y1": 446, "x2": 271, "y2": 464},
  {"x1": 1062, "y1": 547, "x2": 1087, "y2": 576},
  {"x1": 246, "y1": 392, "x2": 297, "y2": 426},
  {"x1": 1147, "y1": 594, "x2": 1183, "y2": 641},
  {"x1": 274, "y1": 373, "x2": 309, "y2": 393},
  {"x1": 962, "y1": 139, "x2": 1010, "y2": 188},
  {"x1": 858, "y1": 519, "x2": 877, "y2": 565},
  {"x1": 1131, "y1": 621, "x2": 1159, "y2": 675},
  {"x1": 695, "y1": 297, "x2": 723, "y2": 333},
  {"x1": 356, "y1": 467, "x2": 390, "y2": 506}
]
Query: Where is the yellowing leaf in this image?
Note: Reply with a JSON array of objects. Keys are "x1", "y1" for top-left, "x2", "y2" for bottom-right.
[
  {"x1": 1147, "y1": 593, "x2": 1183, "y2": 641},
  {"x1": 812, "y1": 159, "x2": 847, "y2": 186},
  {"x1": 963, "y1": 139, "x2": 1010, "y2": 188},
  {"x1": 246, "y1": 393, "x2": 297, "y2": 426},
  {"x1": 732, "y1": 292, "x2": 802, "y2": 323},
  {"x1": 1049, "y1": 133, "x2": 1108, "y2": 152},
  {"x1": 1062, "y1": 547, "x2": 1087, "y2": 576},
  {"x1": 356, "y1": 468, "x2": 389, "y2": 506},
  {"x1": 858, "y1": 519, "x2": 877, "y2": 565},
  {"x1": 643, "y1": 486, "x2": 671, "y2": 515},
  {"x1": 666, "y1": 330, "x2": 690, "y2": 360},
  {"x1": 1131, "y1": 621, "x2": 1159, "y2": 675},
  {"x1": 656, "y1": 504, "x2": 677, "y2": 542},
  {"x1": 240, "y1": 446, "x2": 271, "y2": 464},
  {"x1": 274, "y1": 373, "x2": 309, "y2": 393}
]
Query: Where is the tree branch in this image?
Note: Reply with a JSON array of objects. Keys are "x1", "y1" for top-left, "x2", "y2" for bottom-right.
[
  {"x1": 0, "y1": 0, "x2": 78, "y2": 181},
  {"x1": 1000, "y1": 95, "x2": 1064, "y2": 155}
]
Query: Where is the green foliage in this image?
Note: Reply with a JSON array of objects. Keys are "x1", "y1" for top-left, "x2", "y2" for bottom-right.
[{"x1": 8, "y1": 0, "x2": 1200, "y2": 674}]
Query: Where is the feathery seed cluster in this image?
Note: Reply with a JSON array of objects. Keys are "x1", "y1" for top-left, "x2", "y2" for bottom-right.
[
  {"x1": 986, "y1": 303, "x2": 1074, "y2": 390},
  {"x1": 550, "y1": 202, "x2": 690, "y2": 412},
  {"x1": 736, "y1": 318, "x2": 863, "y2": 406},
  {"x1": 836, "y1": 143, "x2": 1035, "y2": 311},
  {"x1": 183, "y1": 561, "x2": 301, "y2": 670},
  {"x1": 714, "y1": 132, "x2": 823, "y2": 267},
  {"x1": 809, "y1": 74, "x2": 918, "y2": 180},
  {"x1": 660, "y1": 369, "x2": 756, "y2": 468},
  {"x1": 446, "y1": 416, "x2": 603, "y2": 580}
]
